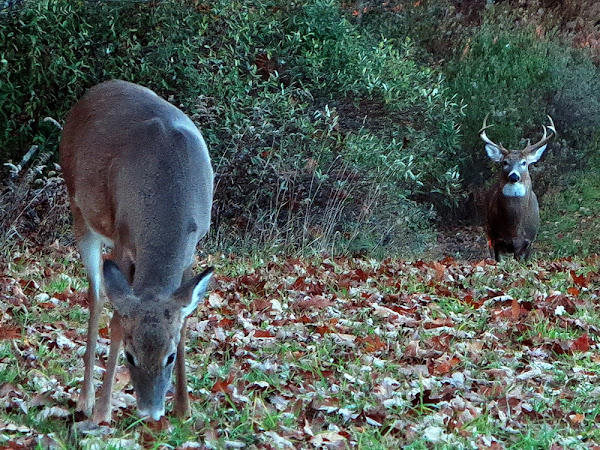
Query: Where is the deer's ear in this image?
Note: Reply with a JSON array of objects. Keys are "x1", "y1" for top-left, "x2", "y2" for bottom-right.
[
  {"x1": 485, "y1": 144, "x2": 504, "y2": 162},
  {"x1": 103, "y1": 260, "x2": 137, "y2": 315},
  {"x1": 174, "y1": 267, "x2": 214, "y2": 317},
  {"x1": 527, "y1": 144, "x2": 547, "y2": 164}
]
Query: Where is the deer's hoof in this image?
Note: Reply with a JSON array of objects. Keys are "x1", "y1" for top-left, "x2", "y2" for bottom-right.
[
  {"x1": 76, "y1": 395, "x2": 95, "y2": 417},
  {"x1": 73, "y1": 419, "x2": 114, "y2": 436},
  {"x1": 90, "y1": 408, "x2": 112, "y2": 426}
]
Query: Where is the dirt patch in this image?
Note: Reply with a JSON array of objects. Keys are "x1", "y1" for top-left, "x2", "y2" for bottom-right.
[{"x1": 426, "y1": 224, "x2": 489, "y2": 261}]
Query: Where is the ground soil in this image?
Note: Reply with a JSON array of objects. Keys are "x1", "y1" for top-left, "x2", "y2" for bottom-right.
[{"x1": 427, "y1": 224, "x2": 490, "y2": 261}]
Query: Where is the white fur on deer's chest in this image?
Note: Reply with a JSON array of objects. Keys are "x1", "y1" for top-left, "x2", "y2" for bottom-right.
[{"x1": 502, "y1": 182, "x2": 527, "y2": 197}]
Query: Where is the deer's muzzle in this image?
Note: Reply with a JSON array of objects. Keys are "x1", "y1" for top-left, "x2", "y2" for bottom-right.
[{"x1": 138, "y1": 405, "x2": 165, "y2": 421}]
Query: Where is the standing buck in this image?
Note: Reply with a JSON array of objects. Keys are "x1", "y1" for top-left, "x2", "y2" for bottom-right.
[
  {"x1": 480, "y1": 114, "x2": 556, "y2": 261},
  {"x1": 60, "y1": 80, "x2": 214, "y2": 423}
]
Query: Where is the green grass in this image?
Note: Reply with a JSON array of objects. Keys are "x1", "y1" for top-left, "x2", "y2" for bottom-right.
[{"x1": 539, "y1": 159, "x2": 600, "y2": 257}]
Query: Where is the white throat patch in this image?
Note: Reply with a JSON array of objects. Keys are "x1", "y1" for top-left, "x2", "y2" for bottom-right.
[{"x1": 502, "y1": 182, "x2": 527, "y2": 197}]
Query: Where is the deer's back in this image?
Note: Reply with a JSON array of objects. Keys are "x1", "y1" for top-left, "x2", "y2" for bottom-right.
[{"x1": 60, "y1": 80, "x2": 213, "y2": 287}]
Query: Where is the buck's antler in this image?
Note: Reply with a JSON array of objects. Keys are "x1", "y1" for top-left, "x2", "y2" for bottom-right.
[
  {"x1": 525, "y1": 115, "x2": 556, "y2": 153},
  {"x1": 479, "y1": 113, "x2": 509, "y2": 155}
]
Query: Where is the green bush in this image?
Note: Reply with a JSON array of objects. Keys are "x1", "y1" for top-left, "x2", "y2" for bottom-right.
[
  {"x1": 445, "y1": 12, "x2": 555, "y2": 188},
  {"x1": 0, "y1": 0, "x2": 212, "y2": 164},
  {"x1": 1, "y1": 0, "x2": 463, "y2": 255},
  {"x1": 351, "y1": 0, "x2": 454, "y2": 59}
]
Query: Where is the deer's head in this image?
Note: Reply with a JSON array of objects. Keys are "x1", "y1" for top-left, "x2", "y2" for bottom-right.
[
  {"x1": 103, "y1": 260, "x2": 213, "y2": 420},
  {"x1": 480, "y1": 115, "x2": 556, "y2": 197}
]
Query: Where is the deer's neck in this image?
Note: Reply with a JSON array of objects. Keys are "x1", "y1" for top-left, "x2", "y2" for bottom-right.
[
  {"x1": 496, "y1": 181, "x2": 535, "y2": 219},
  {"x1": 115, "y1": 219, "x2": 200, "y2": 296},
  {"x1": 132, "y1": 248, "x2": 192, "y2": 295},
  {"x1": 502, "y1": 182, "x2": 529, "y2": 197}
]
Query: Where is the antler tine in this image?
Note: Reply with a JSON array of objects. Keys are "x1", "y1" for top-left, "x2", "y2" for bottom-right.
[
  {"x1": 527, "y1": 115, "x2": 557, "y2": 152},
  {"x1": 478, "y1": 113, "x2": 492, "y2": 134},
  {"x1": 546, "y1": 114, "x2": 557, "y2": 136},
  {"x1": 479, "y1": 113, "x2": 508, "y2": 153}
]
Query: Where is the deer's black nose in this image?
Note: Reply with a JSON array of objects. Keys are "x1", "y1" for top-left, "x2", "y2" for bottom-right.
[{"x1": 508, "y1": 172, "x2": 520, "y2": 183}]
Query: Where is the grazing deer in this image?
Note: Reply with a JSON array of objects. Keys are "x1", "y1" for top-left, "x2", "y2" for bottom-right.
[
  {"x1": 60, "y1": 80, "x2": 214, "y2": 423},
  {"x1": 480, "y1": 114, "x2": 556, "y2": 261}
]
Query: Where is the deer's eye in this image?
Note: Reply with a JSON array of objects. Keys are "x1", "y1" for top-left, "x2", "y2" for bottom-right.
[
  {"x1": 521, "y1": 160, "x2": 527, "y2": 166},
  {"x1": 125, "y1": 351, "x2": 136, "y2": 367},
  {"x1": 165, "y1": 353, "x2": 176, "y2": 367}
]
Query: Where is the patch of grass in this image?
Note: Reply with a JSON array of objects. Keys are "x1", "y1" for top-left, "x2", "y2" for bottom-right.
[
  {"x1": 0, "y1": 344, "x2": 20, "y2": 384},
  {"x1": 508, "y1": 427, "x2": 559, "y2": 449},
  {"x1": 42, "y1": 276, "x2": 71, "y2": 296},
  {"x1": 539, "y1": 154, "x2": 600, "y2": 257},
  {"x1": 526, "y1": 319, "x2": 582, "y2": 341}
]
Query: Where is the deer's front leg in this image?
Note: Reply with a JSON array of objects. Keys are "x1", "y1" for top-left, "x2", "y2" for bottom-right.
[
  {"x1": 173, "y1": 267, "x2": 194, "y2": 419},
  {"x1": 76, "y1": 228, "x2": 107, "y2": 416},
  {"x1": 91, "y1": 313, "x2": 123, "y2": 424}
]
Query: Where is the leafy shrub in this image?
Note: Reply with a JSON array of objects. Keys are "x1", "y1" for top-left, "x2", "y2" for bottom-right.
[
  {"x1": 350, "y1": 0, "x2": 456, "y2": 59},
  {"x1": 445, "y1": 12, "x2": 555, "y2": 188},
  {"x1": 1, "y1": 0, "x2": 463, "y2": 255}
]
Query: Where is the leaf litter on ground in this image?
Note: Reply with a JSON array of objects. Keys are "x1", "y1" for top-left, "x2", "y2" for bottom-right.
[{"x1": 1, "y1": 245, "x2": 600, "y2": 448}]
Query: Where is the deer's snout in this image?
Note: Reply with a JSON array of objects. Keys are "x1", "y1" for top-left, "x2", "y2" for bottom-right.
[
  {"x1": 137, "y1": 405, "x2": 165, "y2": 421},
  {"x1": 508, "y1": 171, "x2": 520, "y2": 183},
  {"x1": 129, "y1": 365, "x2": 172, "y2": 422}
]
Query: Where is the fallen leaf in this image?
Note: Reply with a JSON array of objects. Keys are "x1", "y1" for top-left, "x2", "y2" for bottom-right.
[
  {"x1": 570, "y1": 334, "x2": 591, "y2": 352},
  {"x1": 362, "y1": 335, "x2": 386, "y2": 353},
  {"x1": 567, "y1": 287, "x2": 579, "y2": 296},
  {"x1": 0, "y1": 326, "x2": 20, "y2": 340},
  {"x1": 570, "y1": 270, "x2": 587, "y2": 287},
  {"x1": 253, "y1": 330, "x2": 275, "y2": 338},
  {"x1": 310, "y1": 431, "x2": 348, "y2": 446},
  {"x1": 36, "y1": 406, "x2": 71, "y2": 421},
  {"x1": 211, "y1": 374, "x2": 235, "y2": 393},
  {"x1": 295, "y1": 296, "x2": 334, "y2": 309},
  {"x1": 569, "y1": 413, "x2": 585, "y2": 425}
]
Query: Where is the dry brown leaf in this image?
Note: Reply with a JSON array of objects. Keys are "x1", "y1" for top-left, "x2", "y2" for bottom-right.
[
  {"x1": 253, "y1": 329, "x2": 275, "y2": 338},
  {"x1": 568, "y1": 413, "x2": 585, "y2": 425},
  {"x1": 310, "y1": 431, "x2": 348, "y2": 446},
  {"x1": 0, "y1": 326, "x2": 20, "y2": 340},
  {"x1": 570, "y1": 334, "x2": 591, "y2": 352}
]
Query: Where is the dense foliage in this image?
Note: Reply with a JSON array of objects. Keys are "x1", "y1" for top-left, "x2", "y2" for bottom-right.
[
  {"x1": 2, "y1": 0, "x2": 600, "y2": 256},
  {"x1": 0, "y1": 0, "x2": 464, "y2": 254}
]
